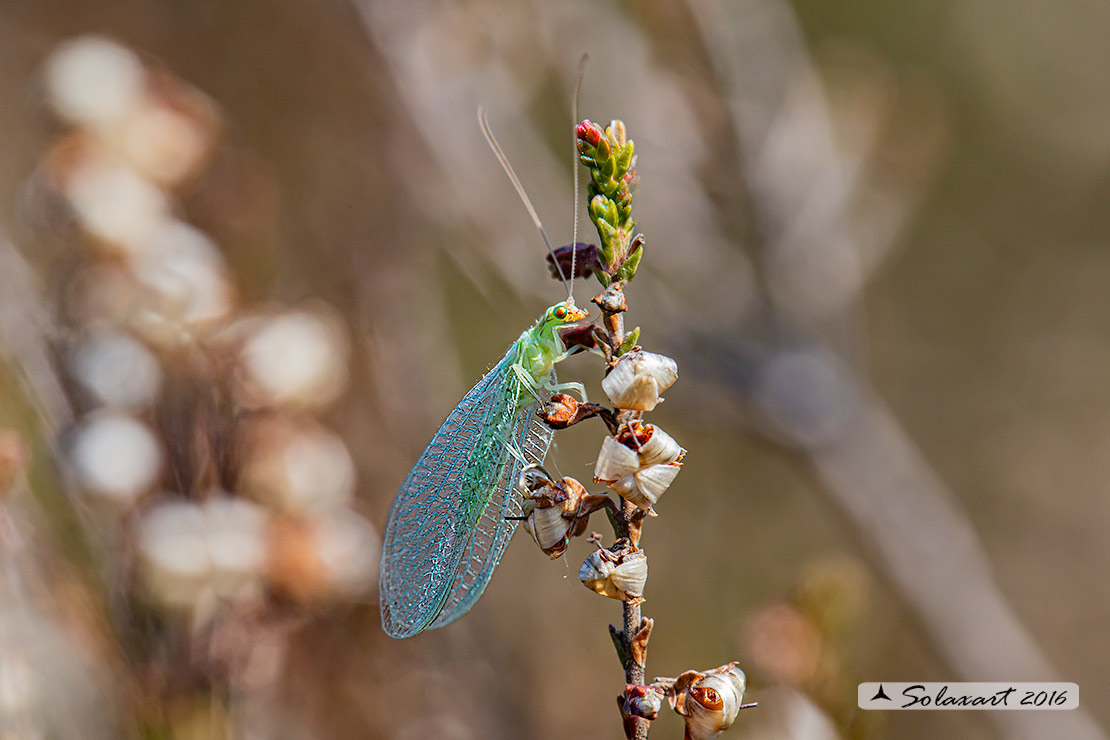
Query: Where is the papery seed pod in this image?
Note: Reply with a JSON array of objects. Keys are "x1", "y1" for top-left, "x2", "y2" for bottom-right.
[
  {"x1": 605, "y1": 462, "x2": 682, "y2": 513},
  {"x1": 594, "y1": 434, "x2": 640, "y2": 482},
  {"x1": 578, "y1": 546, "x2": 647, "y2": 601},
  {"x1": 659, "y1": 663, "x2": 751, "y2": 740},
  {"x1": 601, "y1": 350, "x2": 678, "y2": 411},
  {"x1": 595, "y1": 431, "x2": 683, "y2": 512},
  {"x1": 619, "y1": 462, "x2": 682, "y2": 511},
  {"x1": 622, "y1": 422, "x2": 685, "y2": 466},
  {"x1": 524, "y1": 502, "x2": 576, "y2": 558},
  {"x1": 622, "y1": 684, "x2": 664, "y2": 721},
  {"x1": 518, "y1": 467, "x2": 610, "y2": 558},
  {"x1": 519, "y1": 471, "x2": 576, "y2": 557}
]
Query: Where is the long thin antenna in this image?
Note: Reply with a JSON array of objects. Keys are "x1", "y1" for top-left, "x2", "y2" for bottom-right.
[
  {"x1": 570, "y1": 54, "x2": 589, "y2": 303},
  {"x1": 478, "y1": 106, "x2": 570, "y2": 293}
]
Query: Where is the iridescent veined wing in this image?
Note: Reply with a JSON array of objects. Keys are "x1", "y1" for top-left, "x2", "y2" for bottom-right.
[{"x1": 379, "y1": 347, "x2": 554, "y2": 638}]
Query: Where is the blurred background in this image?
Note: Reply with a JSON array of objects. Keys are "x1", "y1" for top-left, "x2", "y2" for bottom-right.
[{"x1": 0, "y1": 1, "x2": 1108, "y2": 739}]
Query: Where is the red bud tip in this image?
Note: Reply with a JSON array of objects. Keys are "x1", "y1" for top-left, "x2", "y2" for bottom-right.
[{"x1": 577, "y1": 119, "x2": 603, "y2": 148}]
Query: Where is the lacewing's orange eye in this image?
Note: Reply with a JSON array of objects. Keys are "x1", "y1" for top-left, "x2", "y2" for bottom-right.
[{"x1": 553, "y1": 306, "x2": 568, "y2": 320}]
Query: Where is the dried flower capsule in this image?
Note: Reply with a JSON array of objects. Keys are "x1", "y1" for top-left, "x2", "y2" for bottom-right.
[
  {"x1": 518, "y1": 466, "x2": 611, "y2": 558},
  {"x1": 594, "y1": 431, "x2": 683, "y2": 512},
  {"x1": 657, "y1": 663, "x2": 752, "y2": 740},
  {"x1": 594, "y1": 435, "x2": 640, "y2": 482},
  {"x1": 620, "y1": 422, "x2": 686, "y2": 466},
  {"x1": 547, "y1": 242, "x2": 603, "y2": 280},
  {"x1": 607, "y1": 462, "x2": 682, "y2": 512},
  {"x1": 622, "y1": 684, "x2": 664, "y2": 721},
  {"x1": 578, "y1": 545, "x2": 647, "y2": 601},
  {"x1": 601, "y1": 349, "x2": 678, "y2": 411}
]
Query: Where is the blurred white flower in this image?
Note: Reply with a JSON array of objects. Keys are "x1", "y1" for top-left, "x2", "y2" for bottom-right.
[
  {"x1": 266, "y1": 510, "x2": 379, "y2": 600},
  {"x1": 236, "y1": 308, "x2": 349, "y2": 410},
  {"x1": 204, "y1": 497, "x2": 270, "y2": 599},
  {"x1": 62, "y1": 262, "x2": 144, "y2": 328},
  {"x1": 137, "y1": 500, "x2": 209, "y2": 608},
  {"x1": 70, "y1": 412, "x2": 162, "y2": 504},
  {"x1": 239, "y1": 416, "x2": 356, "y2": 512},
  {"x1": 129, "y1": 218, "x2": 234, "y2": 329},
  {"x1": 44, "y1": 36, "x2": 145, "y2": 130},
  {"x1": 315, "y1": 510, "x2": 379, "y2": 595},
  {"x1": 65, "y1": 152, "x2": 168, "y2": 251},
  {"x1": 138, "y1": 496, "x2": 269, "y2": 609},
  {"x1": 69, "y1": 330, "x2": 163, "y2": 409},
  {"x1": 0, "y1": 654, "x2": 36, "y2": 716},
  {"x1": 114, "y1": 87, "x2": 218, "y2": 187}
]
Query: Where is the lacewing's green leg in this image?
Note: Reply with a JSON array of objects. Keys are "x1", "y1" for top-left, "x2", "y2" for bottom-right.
[{"x1": 379, "y1": 300, "x2": 589, "y2": 638}]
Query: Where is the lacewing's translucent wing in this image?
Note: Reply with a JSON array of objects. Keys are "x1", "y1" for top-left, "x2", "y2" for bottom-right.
[{"x1": 379, "y1": 346, "x2": 554, "y2": 638}]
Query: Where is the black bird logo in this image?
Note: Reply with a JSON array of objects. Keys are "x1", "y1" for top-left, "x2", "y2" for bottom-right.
[{"x1": 871, "y1": 684, "x2": 892, "y2": 701}]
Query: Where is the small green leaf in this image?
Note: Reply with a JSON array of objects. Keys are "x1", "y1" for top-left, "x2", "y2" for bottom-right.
[
  {"x1": 618, "y1": 327, "x2": 640, "y2": 355},
  {"x1": 603, "y1": 198, "x2": 619, "y2": 226},
  {"x1": 607, "y1": 119, "x2": 628, "y2": 147},
  {"x1": 597, "y1": 220, "x2": 617, "y2": 249},
  {"x1": 595, "y1": 137, "x2": 612, "y2": 161},
  {"x1": 589, "y1": 194, "x2": 608, "y2": 222},
  {"x1": 601, "y1": 155, "x2": 616, "y2": 181},
  {"x1": 615, "y1": 243, "x2": 643, "y2": 282},
  {"x1": 616, "y1": 141, "x2": 634, "y2": 173}
]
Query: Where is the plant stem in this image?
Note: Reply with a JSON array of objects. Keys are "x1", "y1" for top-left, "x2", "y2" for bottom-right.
[{"x1": 594, "y1": 283, "x2": 651, "y2": 740}]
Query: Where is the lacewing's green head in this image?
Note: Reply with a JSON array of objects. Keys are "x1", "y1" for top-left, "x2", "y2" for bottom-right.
[{"x1": 542, "y1": 300, "x2": 589, "y2": 329}]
